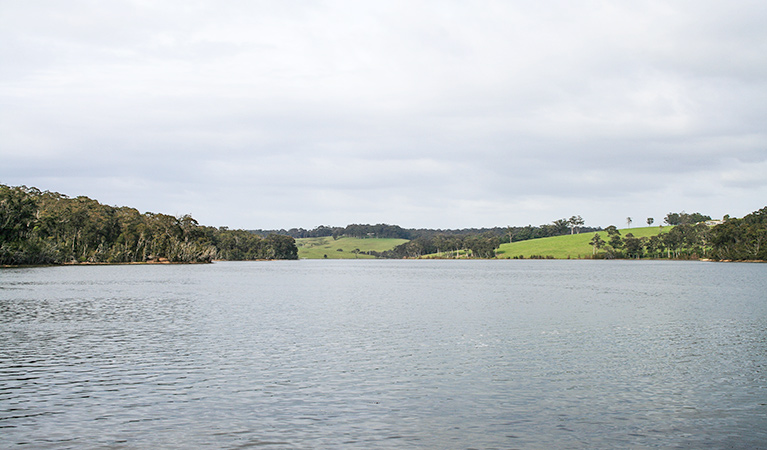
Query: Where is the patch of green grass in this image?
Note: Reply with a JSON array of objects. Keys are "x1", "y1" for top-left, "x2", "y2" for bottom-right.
[
  {"x1": 495, "y1": 226, "x2": 671, "y2": 259},
  {"x1": 296, "y1": 236, "x2": 409, "y2": 259}
]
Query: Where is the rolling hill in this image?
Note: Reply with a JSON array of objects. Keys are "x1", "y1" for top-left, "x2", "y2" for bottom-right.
[
  {"x1": 296, "y1": 236, "x2": 409, "y2": 259},
  {"x1": 495, "y1": 226, "x2": 670, "y2": 259}
]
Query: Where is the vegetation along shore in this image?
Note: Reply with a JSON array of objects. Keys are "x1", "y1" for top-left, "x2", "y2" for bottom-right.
[
  {"x1": 0, "y1": 184, "x2": 298, "y2": 265},
  {"x1": 2, "y1": 183, "x2": 765, "y2": 265}
]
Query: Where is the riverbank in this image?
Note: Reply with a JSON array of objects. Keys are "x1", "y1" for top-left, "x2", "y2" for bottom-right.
[{"x1": 1, "y1": 259, "x2": 212, "y2": 268}]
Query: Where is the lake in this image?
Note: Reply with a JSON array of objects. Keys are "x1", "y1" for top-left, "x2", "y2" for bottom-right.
[{"x1": 1, "y1": 260, "x2": 766, "y2": 449}]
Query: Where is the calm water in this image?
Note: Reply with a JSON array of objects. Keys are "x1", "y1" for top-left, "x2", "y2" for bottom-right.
[{"x1": 1, "y1": 260, "x2": 766, "y2": 449}]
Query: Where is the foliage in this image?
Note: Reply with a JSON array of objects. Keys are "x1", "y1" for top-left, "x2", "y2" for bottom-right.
[
  {"x1": 495, "y1": 207, "x2": 766, "y2": 261},
  {"x1": 253, "y1": 223, "x2": 408, "y2": 239},
  {"x1": 0, "y1": 184, "x2": 297, "y2": 265},
  {"x1": 466, "y1": 233, "x2": 502, "y2": 258},
  {"x1": 568, "y1": 215, "x2": 585, "y2": 234},
  {"x1": 255, "y1": 218, "x2": 600, "y2": 244},
  {"x1": 600, "y1": 223, "x2": 713, "y2": 259},
  {"x1": 10, "y1": 182, "x2": 757, "y2": 262},
  {"x1": 623, "y1": 233, "x2": 644, "y2": 258},
  {"x1": 384, "y1": 232, "x2": 503, "y2": 259},
  {"x1": 497, "y1": 226, "x2": 669, "y2": 259},
  {"x1": 710, "y1": 207, "x2": 767, "y2": 260},
  {"x1": 273, "y1": 216, "x2": 600, "y2": 259},
  {"x1": 589, "y1": 233, "x2": 604, "y2": 256},
  {"x1": 664, "y1": 211, "x2": 712, "y2": 225}
]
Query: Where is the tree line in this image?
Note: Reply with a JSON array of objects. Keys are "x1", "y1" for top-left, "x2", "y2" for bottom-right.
[
  {"x1": 0, "y1": 184, "x2": 297, "y2": 265},
  {"x1": 254, "y1": 216, "x2": 599, "y2": 259},
  {"x1": 589, "y1": 208, "x2": 766, "y2": 261},
  {"x1": 9, "y1": 182, "x2": 756, "y2": 263},
  {"x1": 663, "y1": 211, "x2": 712, "y2": 225},
  {"x1": 589, "y1": 224, "x2": 712, "y2": 259},
  {"x1": 254, "y1": 215, "x2": 599, "y2": 244},
  {"x1": 252, "y1": 223, "x2": 411, "y2": 240},
  {"x1": 379, "y1": 232, "x2": 502, "y2": 258},
  {"x1": 710, "y1": 208, "x2": 767, "y2": 260},
  {"x1": 366, "y1": 216, "x2": 595, "y2": 259}
]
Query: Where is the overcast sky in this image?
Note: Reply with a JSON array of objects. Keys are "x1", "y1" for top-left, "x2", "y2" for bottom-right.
[{"x1": 1, "y1": 1, "x2": 765, "y2": 230}]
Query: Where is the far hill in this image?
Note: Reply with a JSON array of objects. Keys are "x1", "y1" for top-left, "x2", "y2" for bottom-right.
[
  {"x1": 296, "y1": 236, "x2": 409, "y2": 259},
  {"x1": 495, "y1": 226, "x2": 669, "y2": 259}
]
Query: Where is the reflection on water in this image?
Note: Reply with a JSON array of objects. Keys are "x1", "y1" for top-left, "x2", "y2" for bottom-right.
[{"x1": 1, "y1": 260, "x2": 766, "y2": 449}]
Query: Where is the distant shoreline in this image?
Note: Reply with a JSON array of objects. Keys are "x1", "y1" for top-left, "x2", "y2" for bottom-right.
[
  {"x1": 5, "y1": 258, "x2": 764, "y2": 269},
  {"x1": 1, "y1": 260, "x2": 212, "y2": 268},
  {"x1": 0, "y1": 259, "x2": 302, "y2": 268}
]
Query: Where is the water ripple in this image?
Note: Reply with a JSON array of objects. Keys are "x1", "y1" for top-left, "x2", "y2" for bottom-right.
[{"x1": 1, "y1": 261, "x2": 766, "y2": 448}]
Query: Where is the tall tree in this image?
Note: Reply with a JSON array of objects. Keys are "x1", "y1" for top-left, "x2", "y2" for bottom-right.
[
  {"x1": 605, "y1": 225, "x2": 623, "y2": 255},
  {"x1": 0, "y1": 185, "x2": 37, "y2": 244},
  {"x1": 664, "y1": 211, "x2": 712, "y2": 225},
  {"x1": 623, "y1": 233, "x2": 645, "y2": 259},
  {"x1": 568, "y1": 215, "x2": 585, "y2": 234},
  {"x1": 552, "y1": 219, "x2": 570, "y2": 235},
  {"x1": 589, "y1": 233, "x2": 604, "y2": 256}
]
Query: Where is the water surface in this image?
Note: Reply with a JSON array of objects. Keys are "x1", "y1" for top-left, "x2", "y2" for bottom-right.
[{"x1": 1, "y1": 260, "x2": 766, "y2": 448}]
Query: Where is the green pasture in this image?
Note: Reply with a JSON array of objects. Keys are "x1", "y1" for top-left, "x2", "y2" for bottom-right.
[
  {"x1": 296, "y1": 236, "x2": 409, "y2": 259},
  {"x1": 495, "y1": 226, "x2": 670, "y2": 259}
]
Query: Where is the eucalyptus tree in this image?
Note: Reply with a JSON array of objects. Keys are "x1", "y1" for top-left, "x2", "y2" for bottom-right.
[
  {"x1": 623, "y1": 233, "x2": 645, "y2": 259},
  {"x1": 604, "y1": 225, "x2": 623, "y2": 256},
  {"x1": 645, "y1": 234, "x2": 663, "y2": 258},
  {"x1": 589, "y1": 233, "x2": 605, "y2": 256},
  {"x1": 568, "y1": 215, "x2": 585, "y2": 234},
  {"x1": 552, "y1": 218, "x2": 570, "y2": 235},
  {"x1": 0, "y1": 184, "x2": 37, "y2": 244},
  {"x1": 664, "y1": 211, "x2": 712, "y2": 225},
  {"x1": 1, "y1": 183, "x2": 300, "y2": 265},
  {"x1": 710, "y1": 207, "x2": 766, "y2": 260},
  {"x1": 465, "y1": 233, "x2": 500, "y2": 258},
  {"x1": 0, "y1": 185, "x2": 40, "y2": 264}
]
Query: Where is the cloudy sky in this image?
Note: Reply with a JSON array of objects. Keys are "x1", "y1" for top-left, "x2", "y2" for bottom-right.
[{"x1": 2, "y1": 1, "x2": 765, "y2": 230}]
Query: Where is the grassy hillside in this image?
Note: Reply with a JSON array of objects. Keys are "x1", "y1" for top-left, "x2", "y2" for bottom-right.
[
  {"x1": 296, "y1": 236, "x2": 409, "y2": 259},
  {"x1": 495, "y1": 226, "x2": 670, "y2": 259},
  {"x1": 296, "y1": 227, "x2": 670, "y2": 259}
]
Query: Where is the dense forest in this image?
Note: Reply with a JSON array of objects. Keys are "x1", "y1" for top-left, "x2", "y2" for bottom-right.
[
  {"x1": 710, "y1": 208, "x2": 767, "y2": 260},
  {"x1": 0, "y1": 184, "x2": 297, "y2": 265}
]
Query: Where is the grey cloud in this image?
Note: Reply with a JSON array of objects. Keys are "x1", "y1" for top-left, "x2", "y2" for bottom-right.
[{"x1": 1, "y1": 1, "x2": 766, "y2": 229}]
